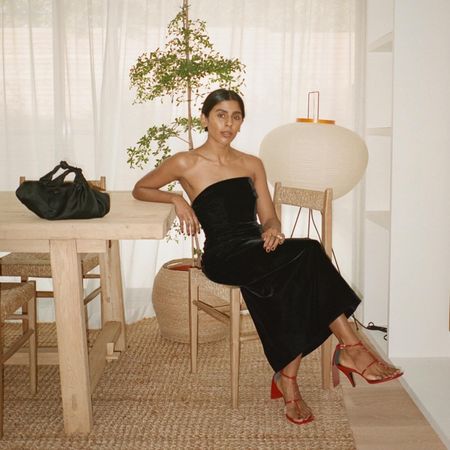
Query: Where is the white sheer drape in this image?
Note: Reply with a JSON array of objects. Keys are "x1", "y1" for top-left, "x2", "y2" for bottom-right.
[{"x1": 0, "y1": 0, "x2": 365, "y2": 325}]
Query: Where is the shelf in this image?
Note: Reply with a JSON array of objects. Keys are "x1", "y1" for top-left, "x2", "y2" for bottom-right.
[
  {"x1": 368, "y1": 32, "x2": 393, "y2": 52},
  {"x1": 366, "y1": 210, "x2": 390, "y2": 230},
  {"x1": 367, "y1": 127, "x2": 392, "y2": 136}
]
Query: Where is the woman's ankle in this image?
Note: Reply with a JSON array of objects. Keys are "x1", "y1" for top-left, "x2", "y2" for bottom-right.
[
  {"x1": 338, "y1": 339, "x2": 362, "y2": 348},
  {"x1": 280, "y1": 370, "x2": 297, "y2": 380}
]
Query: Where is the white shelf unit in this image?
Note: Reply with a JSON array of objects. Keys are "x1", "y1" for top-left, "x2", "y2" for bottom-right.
[
  {"x1": 364, "y1": 0, "x2": 450, "y2": 358},
  {"x1": 362, "y1": 1, "x2": 450, "y2": 444},
  {"x1": 366, "y1": 127, "x2": 392, "y2": 136},
  {"x1": 365, "y1": 210, "x2": 390, "y2": 230},
  {"x1": 362, "y1": 0, "x2": 394, "y2": 341},
  {"x1": 368, "y1": 31, "x2": 393, "y2": 52}
]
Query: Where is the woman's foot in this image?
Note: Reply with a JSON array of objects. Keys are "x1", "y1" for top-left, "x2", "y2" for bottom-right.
[
  {"x1": 272, "y1": 371, "x2": 314, "y2": 425},
  {"x1": 335, "y1": 341, "x2": 403, "y2": 384}
]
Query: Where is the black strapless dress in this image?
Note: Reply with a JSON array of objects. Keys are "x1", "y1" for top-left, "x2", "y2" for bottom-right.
[{"x1": 192, "y1": 177, "x2": 360, "y2": 372}]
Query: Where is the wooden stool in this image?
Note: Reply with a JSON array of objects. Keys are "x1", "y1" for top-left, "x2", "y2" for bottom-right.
[{"x1": 0, "y1": 281, "x2": 37, "y2": 438}]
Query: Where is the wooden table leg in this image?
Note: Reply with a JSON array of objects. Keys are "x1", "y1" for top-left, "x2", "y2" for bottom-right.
[
  {"x1": 50, "y1": 239, "x2": 93, "y2": 434},
  {"x1": 99, "y1": 240, "x2": 126, "y2": 351}
]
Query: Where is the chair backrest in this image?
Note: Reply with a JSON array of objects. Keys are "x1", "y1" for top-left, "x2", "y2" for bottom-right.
[
  {"x1": 273, "y1": 182, "x2": 332, "y2": 258},
  {"x1": 20, "y1": 176, "x2": 106, "y2": 191}
]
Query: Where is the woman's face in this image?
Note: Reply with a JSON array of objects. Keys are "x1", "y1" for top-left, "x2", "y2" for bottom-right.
[{"x1": 201, "y1": 100, "x2": 244, "y2": 145}]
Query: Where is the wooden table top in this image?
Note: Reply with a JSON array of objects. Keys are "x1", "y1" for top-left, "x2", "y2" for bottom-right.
[{"x1": 0, "y1": 191, "x2": 176, "y2": 241}]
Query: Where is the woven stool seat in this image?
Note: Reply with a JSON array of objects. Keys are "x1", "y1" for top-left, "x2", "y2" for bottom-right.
[
  {"x1": 0, "y1": 282, "x2": 35, "y2": 321},
  {"x1": 0, "y1": 253, "x2": 99, "y2": 278},
  {"x1": 0, "y1": 281, "x2": 37, "y2": 438}
]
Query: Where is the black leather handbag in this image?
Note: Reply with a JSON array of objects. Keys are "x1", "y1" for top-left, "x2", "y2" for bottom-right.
[{"x1": 15, "y1": 161, "x2": 110, "y2": 220}]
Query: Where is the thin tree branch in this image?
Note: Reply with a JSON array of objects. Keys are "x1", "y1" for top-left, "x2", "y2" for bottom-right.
[{"x1": 175, "y1": 135, "x2": 190, "y2": 145}]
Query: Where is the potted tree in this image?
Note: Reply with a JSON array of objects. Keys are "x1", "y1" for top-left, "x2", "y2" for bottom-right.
[
  {"x1": 127, "y1": 0, "x2": 245, "y2": 169},
  {"x1": 128, "y1": 1, "x2": 245, "y2": 343}
]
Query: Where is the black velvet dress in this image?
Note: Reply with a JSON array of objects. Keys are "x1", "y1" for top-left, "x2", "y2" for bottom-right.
[{"x1": 192, "y1": 177, "x2": 360, "y2": 372}]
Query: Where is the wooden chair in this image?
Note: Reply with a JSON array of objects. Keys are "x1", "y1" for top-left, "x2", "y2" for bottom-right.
[
  {"x1": 273, "y1": 183, "x2": 333, "y2": 390},
  {"x1": 189, "y1": 184, "x2": 333, "y2": 408},
  {"x1": 0, "y1": 281, "x2": 37, "y2": 438},
  {"x1": 0, "y1": 177, "x2": 107, "y2": 330}
]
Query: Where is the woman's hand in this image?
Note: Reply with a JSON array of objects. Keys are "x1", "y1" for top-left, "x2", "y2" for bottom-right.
[
  {"x1": 261, "y1": 227, "x2": 285, "y2": 252},
  {"x1": 172, "y1": 196, "x2": 201, "y2": 236}
]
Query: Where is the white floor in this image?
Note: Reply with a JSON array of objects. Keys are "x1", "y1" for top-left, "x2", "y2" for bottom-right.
[{"x1": 364, "y1": 330, "x2": 450, "y2": 449}]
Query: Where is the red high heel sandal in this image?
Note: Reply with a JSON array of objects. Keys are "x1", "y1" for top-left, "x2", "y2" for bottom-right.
[
  {"x1": 332, "y1": 341, "x2": 403, "y2": 387},
  {"x1": 270, "y1": 371, "x2": 314, "y2": 425}
]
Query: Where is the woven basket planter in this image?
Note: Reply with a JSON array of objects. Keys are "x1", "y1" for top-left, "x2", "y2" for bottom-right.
[{"x1": 152, "y1": 258, "x2": 227, "y2": 343}]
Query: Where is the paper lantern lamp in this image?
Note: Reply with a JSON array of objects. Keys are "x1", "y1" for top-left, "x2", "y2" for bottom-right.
[{"x1": 260, "y1": 94, "x2": 368, "y2": 199}]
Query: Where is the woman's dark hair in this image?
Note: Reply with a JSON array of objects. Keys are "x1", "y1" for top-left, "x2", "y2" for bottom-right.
[{"x1": 201, "y1": 89, "x2": 245, "y2": 119}]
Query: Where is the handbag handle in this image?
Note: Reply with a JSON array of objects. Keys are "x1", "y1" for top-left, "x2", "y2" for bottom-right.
[{"x1": 39, "y1": 161, "x2": 84, "y2": 186}]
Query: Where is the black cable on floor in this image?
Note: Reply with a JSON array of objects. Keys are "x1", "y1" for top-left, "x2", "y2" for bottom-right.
[
  {"x1": 295, "y1": 207, "x2": 389, "y2": 341},
  {"x1": 353, "y1": 315, "x2": 388, "y2": 340}
]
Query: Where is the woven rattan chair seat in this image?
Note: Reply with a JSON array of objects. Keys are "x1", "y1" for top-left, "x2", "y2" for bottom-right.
[
  {"x1": 0, "y1": 282, "x2": 35, "y2": 320},
  {"x1": 0, "y1": 253, "x2": 99, "y2": 278}
]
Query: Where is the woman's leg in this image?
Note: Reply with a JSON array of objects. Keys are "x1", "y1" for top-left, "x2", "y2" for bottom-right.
[
  {"x1": 276, "y1": 355, "x2": 313, "y2": 421},
  {"x1": 329, "y1": 314, "x2": 402, "y2": 380},
  {"x1": 276, "y1": 314, "x2": 401, "y2": 422}
]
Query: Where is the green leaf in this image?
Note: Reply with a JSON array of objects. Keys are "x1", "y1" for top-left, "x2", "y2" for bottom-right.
[{"x1": 128, "y1": 2, "x2": 246, "y2": 237}]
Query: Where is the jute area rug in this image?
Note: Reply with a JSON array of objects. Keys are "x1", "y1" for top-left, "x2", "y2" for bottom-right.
[{"x1": 2, "y1": 319, "x2": 356, "y2": 449}]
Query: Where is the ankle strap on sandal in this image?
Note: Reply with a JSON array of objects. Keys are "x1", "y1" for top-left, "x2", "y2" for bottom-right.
[
  {"x1": 336, "y1": 341, "x2": 363, "y2": 349},
  {"x1": 280, "y1": 371, "x2": 297, "y2": 381},
  {"x1": 284, "y1": 398, "x2": 301, "y2": 405}
]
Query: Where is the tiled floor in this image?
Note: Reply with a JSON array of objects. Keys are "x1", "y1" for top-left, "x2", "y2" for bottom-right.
[{"x1": 342, "y1": 330, "x2": 449, "y2": 449}]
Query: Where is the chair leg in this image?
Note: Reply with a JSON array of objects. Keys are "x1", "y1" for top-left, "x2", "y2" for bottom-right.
[
  {"x1": 99, "y1": 251, "x2": 108, "y2": 328},
  {"x1": 230, "y1": 289, "x2": 241, "y2": 408},
  {"x1": 189, "y1": 276, "x2": 199, "y2": 374},
  {"x1": 20, "y1": 276, "x2": 29, "y2": 337},
  {"x1": 0, "y1": 322, "x2": 4, "y2": 438},
  {"x1": 321, "y1": 336, "x2": 333, "y2": 389},
  {"x1": 83, "y1": 275, "x2": 91, "y2": 347},
  {"x1": 28, "y1": 282, "x2": 37, "y2": 394}
]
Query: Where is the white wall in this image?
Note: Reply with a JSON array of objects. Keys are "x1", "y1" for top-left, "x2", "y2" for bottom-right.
[{"x1": 389, "y1": 0, "x2": 450, "y2": 357}]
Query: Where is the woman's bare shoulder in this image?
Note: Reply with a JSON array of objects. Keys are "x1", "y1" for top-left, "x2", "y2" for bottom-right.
[
  {"x1": 233, "y1": 150, "x2": 265, "y2": 172},
  {"x1": 165, "y1": 150, "x2": 203, "y2": 173},
  {"x1": 171, "y1": 150, "x2": 196, "y2": 164}
]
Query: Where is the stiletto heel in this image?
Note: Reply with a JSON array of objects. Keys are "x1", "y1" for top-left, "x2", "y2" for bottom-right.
[
  {"x1": 332, "y1": 359, "x2": 341, "y2": 387},
  {"x1": 270, "y1": 371, "x2": 314, "y2": 425},
  {"x1": 332, "y1": 341, "x2": 403, "y2": 387},
  {"x1": 337, "y1": 366, "x2": 356, "y2": 387},
  {"x1": 270, "y1": 373, "x2": 283, "y2": 399}
]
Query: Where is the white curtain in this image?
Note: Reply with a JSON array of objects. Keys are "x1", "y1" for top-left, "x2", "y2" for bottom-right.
[{"x1": 0, "y1": 0, "x2": 365, "y2": 324}]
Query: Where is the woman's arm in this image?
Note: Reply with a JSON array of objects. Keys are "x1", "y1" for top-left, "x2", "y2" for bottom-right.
[
  {"x1": 132, "y1": 153, "x2": 200, "y2": 235},
  {"x1": 251, "y1": 157, "x2": 285, "y2": 252}
]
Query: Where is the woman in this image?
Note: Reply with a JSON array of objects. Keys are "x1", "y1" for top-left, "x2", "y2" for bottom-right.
[{"x1": 133, "y1": 89, "x2": 402, "y2": 425}]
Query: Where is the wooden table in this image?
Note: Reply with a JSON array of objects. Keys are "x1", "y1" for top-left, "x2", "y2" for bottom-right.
[{"x1": 0, "y1": 191, "x2": 175, "y2": 434}]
